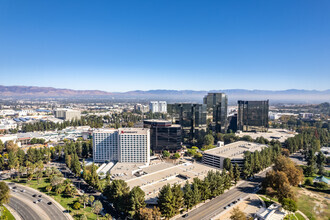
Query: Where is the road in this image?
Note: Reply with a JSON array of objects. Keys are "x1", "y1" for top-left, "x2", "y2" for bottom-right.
[
  {"x1": 177, "y1": 169, "x2": 268, "y2": 220},
  {"x1": 7, "y1": 182, "x2": 68, "y2": 220},
  {"x1": 49, "y1": 161, "x2": 120, "y2": 219}
]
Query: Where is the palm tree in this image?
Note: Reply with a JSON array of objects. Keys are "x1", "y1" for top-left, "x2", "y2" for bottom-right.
[
  {"x1": 92, "y1": 200, "x2": 103, "y2": 220},
  {"x1": 79, "y1": 194, "x2": 89, "y2": 208}
]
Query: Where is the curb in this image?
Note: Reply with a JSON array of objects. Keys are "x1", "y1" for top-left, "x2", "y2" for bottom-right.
[
  {"x1": 5, "y1": 181, "x2": 74, "y2": 220},
  {"x1": 3, "y1": 204, "x2": 22, "y2": 220}
]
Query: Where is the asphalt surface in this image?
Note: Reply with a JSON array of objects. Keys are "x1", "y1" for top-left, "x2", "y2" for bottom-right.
[
  {"x1": 177, "y1": 169, "x2": 268, "y2": 220},
  {"x1": 7, "y1": 183, "x2": 67, "y2": 220},
  {"x1": 9, "y1": 196, "x2": 42, "y2": 220}
]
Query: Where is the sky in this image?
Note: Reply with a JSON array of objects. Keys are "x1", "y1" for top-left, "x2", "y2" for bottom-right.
[{"x1": 0, "y1": 0, "x2": 329, "y2": 92}]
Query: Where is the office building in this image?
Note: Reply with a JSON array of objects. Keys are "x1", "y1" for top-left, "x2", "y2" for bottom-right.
[
  {"x1": 143, "y1": 119, "x2": 182, "y2": 153},
  {"x1": 237, "y1": 100, "x2": 269, "y2": 132},
  {"x1": 203, "y1": 141, "x2": 268, "y2": 169},
  {"x1": 203, "y1": 93, "x2": 228, "y2": 133},
  {"x1": 93, "y1": 130, "x2": 118, "y2": 163},
  {"x1": 167, "y1": 103, "x2": 207, "y2": 140},
  {"x1": 54, "y1": 109, "x2": 81, "y2": 121},
  {"x1": 149, "y1": 101, "x2": 167, "y2": 113},
  {"x1": 93, "y1": 128, "x2": 150, "y2": 164}
]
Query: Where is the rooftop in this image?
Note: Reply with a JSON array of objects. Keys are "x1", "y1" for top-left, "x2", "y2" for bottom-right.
[
  {"x1": 236, "y1": 128, "x2": 296, "y2": 142},
  {"x1": 203, "y1": 141, "x2": 268, "y2": 159}
]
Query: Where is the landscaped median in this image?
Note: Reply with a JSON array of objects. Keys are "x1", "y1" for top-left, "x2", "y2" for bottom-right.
[
  {"x1": 7, "y1": 177, "x2": 98, "y2": 220},
  {"x1": 0, "y1": 205, "x2": 15, "y2": 220}
]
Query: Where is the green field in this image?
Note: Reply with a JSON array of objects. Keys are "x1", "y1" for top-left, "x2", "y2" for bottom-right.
[
  {"x1": 293, "y1": 187, "x2": 330, "y2": 220},
  {"x1": 9, "y1": 178, "x2": 99, "y2": 220},
  {"x1": 0, "y1": 205, "x2": 15, "y2": 220}
]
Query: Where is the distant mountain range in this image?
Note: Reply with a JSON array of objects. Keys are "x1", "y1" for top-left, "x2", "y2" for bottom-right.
[{"x1": 0, "y1": 85, "x2": 329, "y2": 104}]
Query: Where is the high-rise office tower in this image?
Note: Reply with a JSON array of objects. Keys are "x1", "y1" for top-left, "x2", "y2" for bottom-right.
[
  {"x1": 149, "y1": 101, "x2": 167, "y2": 113},
  {"x1": 149, "y1": 101, "x2": 159, "y2": 113},
  {"x1": 167, "y1": 103, "x2": 207, "y2": 141},
  {"x1": 143, "y1": 119, "x2": 182, "y2": 153},
  {"x1": 237, "y1": 100, "x2": 269, "y2": 132},
  {"x1": 203, "y1": 93, "x2": 228, "y2": 133}
]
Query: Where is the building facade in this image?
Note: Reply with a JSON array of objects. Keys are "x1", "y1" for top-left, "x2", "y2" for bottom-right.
[
  {"x1": 237, "y1": 100, "x2": 269, "y2": 132},
  {"x1": 93, "y1": 128, "x2": 150, "y2": 164},
  {"x1": 54, "y1": 109, "x2": 81, "y2": 121},
  {"x1": 143, "y1": 119, "x2": 182, "y2": 153},
  {"x1": 203, "y1": 93, "x2": 228, "y2": 133},
  {"x1": 149, "y1": 101, "x2": 167, "y2": 113},
  {"x1": 167, "y1": 103, "x2": 207, "y2": 141}
]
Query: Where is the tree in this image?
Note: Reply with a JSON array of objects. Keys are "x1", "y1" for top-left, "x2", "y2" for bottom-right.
[
  {"x1": 104, "y1": 213, "x2": 112, "y2": 220},
  {"x1": 6, "y1": 141, "x2": 18, "y2": 153},
  {"x1": 304, "y1": 178, "x2": 313, "y2": 186},
  {"x1": 80, "y1": 194, "x2": 89, "y2": 208},
  {"x1": 233, "y1": 163, "x2": 240, "y2": 185},
  {"x1": 79, "y1": 215, "x2": 87, "y2": 220},
  {"x1": 157, "y1": 184, "x2": 176, "y2": 219},
  {"x1": 281, "y1": 198, "x2": 297, "y2": 212},
  {"x1": 162, "y1": 150, "x2": 170, "y2": 158},
  {"x1": 223, "y1": 158, "x2": 232, "y2": 171},
  {"x1": 137, "y1": 207, "x2": 161, "y2": 220},
  {"x1": 0, "y1": 182, "x2": 10, "y2": 205},
  {"x1": 183, "y1": 181, "x2": 194, "y2": 210},
  {"x1": 103, "y1": 179, "x2": 130, "y2": 213},
  {"x1": 129, "y1": 186, "x2": 146, "y2": 217},
  {"x1": 230, "y1": 207, "x2": 246, "y2": 220},
  {"x1": 0, "y1": 140, "x2": 4, "y2": 153},
  {"x1": 316, "y1": 152, "x2": 326, "y2": 175},
  {"x1": 203, "y1": 134, "x2": 214, "y2": 146},
  {"x1": 274, "y1": 155, "x2": 304, "y2": 186},
  {"x1": 172, "y1": 184, "x2": 184, "y2": 212},
  {"x1": 92, "y1": 200, "x2": 103, "y2": 219},
  {"x1": 46, "y1": 185, "x2": 52, "y2": 194},
  {"x1": 89, "y1": 195, "x2": 95, "y2": 205},
  {"x1": 73, "y1": 201, "x2": 81, "y2": 210},
  {"x1": 173, "y1": 153, "x2": 180, "y2": 160}
]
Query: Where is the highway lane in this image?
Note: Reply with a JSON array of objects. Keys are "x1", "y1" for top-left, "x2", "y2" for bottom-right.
[
  {"x1": 178, "y1": 170, "x2": 268, "y2": 220},
  {"x1": 12, "y1": 186, "x2": 67, "y2": 220},
  {"x1": 8, "y1": 195, "x2": 42, "y2": 220}
]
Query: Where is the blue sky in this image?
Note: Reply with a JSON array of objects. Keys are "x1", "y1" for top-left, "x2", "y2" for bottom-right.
[{"x1": 0, "y1": 0, "x2": 329, "y2": 92}]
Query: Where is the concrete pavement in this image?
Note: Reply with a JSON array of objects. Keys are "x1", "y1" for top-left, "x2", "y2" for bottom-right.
[{"x1": 176, "y1": 169, "x2": 269, "y2": 220}]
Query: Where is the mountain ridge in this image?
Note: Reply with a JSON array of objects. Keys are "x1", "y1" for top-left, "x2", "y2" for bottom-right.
[{"x1": 0, "y1": 85, "x2": 329, "y2": 103}]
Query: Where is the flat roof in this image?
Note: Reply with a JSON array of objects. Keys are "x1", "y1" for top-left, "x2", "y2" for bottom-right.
[
  {"x1": 204, "y1": 141, "x2": 268, "y2": 160},
  {"x1": 236, "y1": 128, "x2": 296, "y2": 142}
]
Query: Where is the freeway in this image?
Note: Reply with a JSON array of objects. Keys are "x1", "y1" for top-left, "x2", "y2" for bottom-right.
[
  {"x1": 9, "y1": 196, "x2": 42, "y2": 220},
  {"x1": 177, "y1": 169, "x2": 268, "y2": 220},
  {"x1": 7, "y1": 183, "x2": 69, "y2": 220}
]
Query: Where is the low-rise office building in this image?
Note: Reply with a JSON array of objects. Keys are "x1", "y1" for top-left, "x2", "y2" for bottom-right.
[
  {"x1": 54, "y1": 109, "x2": 81, "y2": 121},
  {"x1": 202, "y1": 141, "x2": 268, "y2": 169}
]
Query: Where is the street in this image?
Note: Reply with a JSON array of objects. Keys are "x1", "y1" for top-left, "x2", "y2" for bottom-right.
[
  {"x1": 7, "y1": 182, "x2": 70, "y2": 220},
  {"x1": 177, "y1": 169, "x2": 269, "y2": 220}
]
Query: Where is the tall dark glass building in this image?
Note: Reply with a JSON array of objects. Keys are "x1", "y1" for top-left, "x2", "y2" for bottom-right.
[
  {"x1": 167, "y1": 103, "x2": 207, "y2": 141},
  {"x1": 203, "y1": 93, "x2": 228, "y2": 133},
  {"x1": 143, "y1": 119, "x2": 182, "y2": 153},
  {"x1": 237, "y1": 100, "x2": 269, "y2": 132}
]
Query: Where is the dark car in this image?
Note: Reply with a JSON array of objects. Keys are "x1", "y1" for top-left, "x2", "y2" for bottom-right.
[
  {"x1": 38, "y1": 195, "x2": 42, "y2": 197},
  {"x1": 47, "y1": 202, "x2": 52, "y2": 205},
  {"x1": 32, "y1": 194, "x2": 37, "y2": 197},
  {"x1": 182, "y1": 214, "x2": 188, "y2": 218}
]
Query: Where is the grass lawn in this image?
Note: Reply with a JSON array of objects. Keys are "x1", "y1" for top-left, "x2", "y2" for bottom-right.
[
  {"x1": 293, "y1": 187, "x2": 330, "y2": 220},
  {"x1": 1, "y1": 205, "x2": 15, "y2": 220},
  {"x1": 9, "y1": 177, "x2": 99, "y2": 220},
  {"x1": 295, "y1": 212, "x2": 306, "y2": 220}
]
